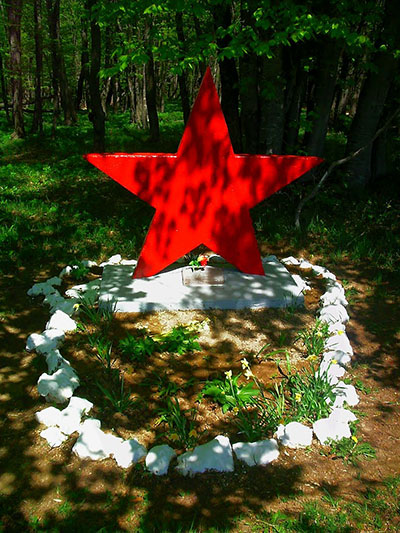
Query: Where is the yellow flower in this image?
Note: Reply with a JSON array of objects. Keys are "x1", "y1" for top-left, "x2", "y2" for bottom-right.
[
  {"x1": 73, "y1": 303, "x2": 80, "y2": 310},
  {"x1": 337, "y1": 330, "x2": 344, "y2": 335},
  {"x1": 170, "y1": 433, "x2": 180, "y2": 442},
  {"x1": 244, "y1": 368, "x2": 254, "y2": 380},
  {"x1": 308, "y1": 355, "x2": 318, "y2": 362},
  {"x1": 331, "y1": 359, "x2": 337, "y2": 365},
  {"x1": 295, "y1": 392, "x2": 302, "y2": 402},
  {"x1": 241, "y1": 358, "x2": 250, "y2": 370},
  {"x1": 188, "y1": 429, "x2": 198, "y2": 438},
  {"x1": 224, "y1": 370, "x2": 232, "y2": 380},
  {"x1": 233, "y1": 406, "x2": 239, "y2": 414},
  {"x1": 352, "y1": 435, "x2": 358, "y2": 443}
]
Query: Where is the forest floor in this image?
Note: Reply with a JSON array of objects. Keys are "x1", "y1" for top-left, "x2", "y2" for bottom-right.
[{"x1": 1, "y1": 113, "x2": 400, "y2": 531}]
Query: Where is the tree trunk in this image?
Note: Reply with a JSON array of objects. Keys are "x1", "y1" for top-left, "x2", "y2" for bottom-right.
[
  {"x1": 76, "y1": 14, "x2": 89, "y2": 110},
  {"x1": 239, "y1": 54, "x2": 259, "y2": 153},
  {"x1": 346, "y1": 2, "x2": 400, "y2": 189},
  {"x1": 87, "y1": 0, "x2": 105, "y2": 151},
  {"x1": 145, "y1": 51, "x2": 159, "y2": 141},
  {"x1": 46, "y1": 0, "x2": 76, "y2": 126},
  {"x1": 259, "y1": 47, "x2": 285, "y2": 154},
  {"x1": 0, "y1": 50, "x2": 10, "y2": 124},
  {"x1": 213, "y1": 3, "x2": 242, "y2": 152},
  {"x1": 283, "y1": 45, "x2": 307, "y2": 152},
  {"x1": 32, "y1": 0, "x2": 43, "y2": 133},
  {"x1": 306, "y1": 38, "x2": 342, "y2": 156},
  {"x1": 6, "y1": 0, "x2": 25, "y2": 138},
  {"x1": 175, "y1": 11, "x2": 190, "y2": 124}
]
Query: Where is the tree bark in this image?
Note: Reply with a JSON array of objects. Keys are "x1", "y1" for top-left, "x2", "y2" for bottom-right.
[
  {"x1": 76, "y1": 14, "x2": 89, "y2": 110},
  {"x1": 283, "y1": 45, "x2": 307, "y2": 152},
  {"x1": 175, "y1": 11, "x2": 190, "y2": 124},
  {"x1": 306, "y1": 38, "x2": 342, "y2": 157},
  {"x1": 239, "y1": 54, "x2": 259, "y2": 153},
  {"x1": 145, "y1": 51, "x2": 160, "y2": 141},
  {"x1": 32, "y1": 0, "x2": 43, "y2": 133},
  {"x1": 213, "y1": 3, "x2": 242, "y2": 152},
  {"x1": 46, "y1": 0, "x2": 76, "y2": 126},
  {"x1": 259, "y1": 47, "x2": 285, "y2": 154},
  {"x1": 0, "y1": 50, "x2": 10, "y2": 124},
  {"x1": 87, "y1": 0, "x2": 105, "y2": 151},
  {"x1": 6, "y1": 0, "x2": 25, "y2": 137},
  {"x1": 345, "y1": 1, "x2": 400, "y2": 190}
]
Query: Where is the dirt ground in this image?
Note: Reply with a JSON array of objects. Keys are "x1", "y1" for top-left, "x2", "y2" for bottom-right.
[{"x1": 1, "y1": 247, "x2": 399, "y2": 532}]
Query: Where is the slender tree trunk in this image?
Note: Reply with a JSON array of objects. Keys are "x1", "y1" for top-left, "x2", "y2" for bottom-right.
[
  {"x1": 76, "y1": 14, "x2": 89, "y2": 110},
  {"x1": 32, "y1": 0, "x2": 43, "y2": 133},
  {"x1": 145, "y1": 52, "x2": 159, "y2": 141},
  {"x1": 306, "y1": 38, "x2": 342, "y2": 156},
  {"x1": 46, "y1": 0, "x2": 76, "y2": 126},
  {"x1": 0, "y1": 50, "x2": 10, "y2": 124},
  {"x1": 87, "y1": 0, "x2": 105, "y2": 151},
  {"x1": 6, "y1": 0, "x2": 25, "y2": 138},
  {"x1": 239, "y1": 54, "x2": 259, "y2": 153},
  {"x1": 283, "y1": 45, "x2": 307, "y2": 152},
  {"x1": 175, "y1": 11, "x2": 190, "y2": 124},
  {"x1": 259, "y1": 47, "x2": 285, "y2": 154},
  {"x1": 346, "y1": 2, "x2": 400, "y2": 190},
  {"x1": 213, "y1": 3, "x2": 242, "y2": 152}
]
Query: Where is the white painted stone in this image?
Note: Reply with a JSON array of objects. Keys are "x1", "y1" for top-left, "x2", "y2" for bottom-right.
[
  {"x1": 313, "y1": 417, "x2": 351, "y2": 444},
  {"x1": 291, "y1": 274, "x2": 311, "y2": 292},
  {"x1": 59, "y1": 266, "x2": 73, "y2": 278},
  {"x1": 176, "y1": 435, "x2": 234, "y2": 476},
  {"x1": 319, "y1": 304, "x2": 349, "y2": 325},
  {"x1": 102, "y1": 433, "x2": 125, "y2": 457},
  {"x1": 44, "y1": 350, "x2": 71, "y2": 374},
  {"x1": 329, "y1": 408, "x2": 357, "y2": 424},
  {"x1": 311, "y1": 265, "x2": 337, "y2": 281},
  {"x1": 322, "y1": 350, "x2": 352, "y2": 368},
  {"x1": 328, "y1": 323, "x2": 347, "y2": 334},
  {"x1": 262, "y1": 255, "x2": 278, "y2": 263},
  {"x1": 281, "y1": 256, "x2": 300, "y2": 266},
  {"x1": 28, "y1": 282, "x2": 58, "y2": 297},
  {"x1": 37, "y1": 366, "x2": 79, "y2": 403},
  {"x1": 120, "y1": 259, "x2": 137, "y2": 266},
  {"x1": 58, "y1": 407, "x2": 82, "y2": 435},
  {"x1": 40, "y1": 427, "x2": 69, "y2": 448},
  {"x1": 146, "y1": 445, "x2": 176, "y2": 475},
  {"x1": 316, "y1": 359, "x2": 346, "y2": 385},
  {"x1": 67, "y1": 396, "x2": 93, "y2": 416},
  {"x1": 43, "y1": 290, "x2": 64, "y2": 308},
  {"x1": 233, "y1": 439, "x2": 279, "y2": 466},
  {"x1": 320, "y1": 290, "x2": 348, "y2": 307},
  {"x1": 72, "y1": 419, "x2": 109, "y2": 460},
  {"x1": 35, "y1": 406, "x2": 62, "y2": 427},
  {"x1": 114, "y1": 439, "x2": 147, "y2": 468},
  {"x1": 47, "y1": 276, "x2": 62, "y2": 286},
  {"x1": 332, "y1": 382, "x2": 359, "y2": 408},
  {"x1": 51, "y1": 298, "x2": 79, "y2": 316},
  {"x1": 276, "y1": 422, "x2": 313, "y2": 449},
  {"x1": 324, "y1": 333, "x2": 353, "y2": 355},
  {"x1": 299, "y1": 259, "x2": 313, "y2": 269},
  {"x1": 46, "y1": 310, "x2": 77, "y2": 333},
  {"x1": 26, "y1": 329, "x2": 65, "y2": 354},
  {"x1": 100, "y1": 254, "x2": 122, "y2": 267}
]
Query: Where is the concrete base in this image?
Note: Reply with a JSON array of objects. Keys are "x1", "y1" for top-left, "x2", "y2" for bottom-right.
[{"x1": 99, "y1": 256, "x2": 304, "y2": 312}]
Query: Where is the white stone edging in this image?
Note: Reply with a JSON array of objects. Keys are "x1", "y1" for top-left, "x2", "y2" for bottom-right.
[{"x1": 27, "y1": 256, "x2": 358, "y2": 475}]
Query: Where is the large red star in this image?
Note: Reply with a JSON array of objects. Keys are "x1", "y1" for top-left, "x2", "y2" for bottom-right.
[{"x1": 85, "y1": 68, "x2": 322, "y2": 278}]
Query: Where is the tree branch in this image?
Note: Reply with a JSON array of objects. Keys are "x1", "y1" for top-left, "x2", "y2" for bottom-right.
[{"x1": 295, "y1": 106, "x2": 400, "y2": 230}]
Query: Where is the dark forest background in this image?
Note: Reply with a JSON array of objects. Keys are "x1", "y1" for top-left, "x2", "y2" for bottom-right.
[{"x1": 1, "y1": 0, "x2": 399, "y2": 193}]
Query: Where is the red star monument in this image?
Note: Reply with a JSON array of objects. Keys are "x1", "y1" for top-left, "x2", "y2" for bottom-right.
[{"x1": 85, "y1": 68, "x2": 323, "y2": 278}]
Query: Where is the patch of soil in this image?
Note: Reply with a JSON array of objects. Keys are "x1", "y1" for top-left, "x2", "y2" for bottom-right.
[{"x1": 1, "y1": 257, "x2": 400, "y2": 532}]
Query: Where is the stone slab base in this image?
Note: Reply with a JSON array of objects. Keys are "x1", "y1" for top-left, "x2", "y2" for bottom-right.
[{"x1": 99, "y1": 257, "x2": 304, "y2": 312}]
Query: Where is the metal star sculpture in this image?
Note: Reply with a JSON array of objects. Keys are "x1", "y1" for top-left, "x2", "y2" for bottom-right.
[{"x1": 85, "y1": 68, "x2": 323, "y2": 278}]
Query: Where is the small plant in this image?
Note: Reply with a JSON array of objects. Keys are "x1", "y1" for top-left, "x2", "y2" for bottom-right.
[
  {"x1": 88, "y1": 333, "x2": 114, "y2": 371},
  {"x1": 157, "y1": 325, "x2": 201, "y2": 355},
  {"x1": 77, "y1": 300, "x2": 114, "y2": 330},
  {"x1": 119, "y1": 334, "x2": 159, "y2": 362},
  {"x1": 323, "y1": 435, "x2": 376, "y2": 466},
  {"x1": 199, "y1": 370, "x2": 259, "y2": 414},
  {"x1": 141, "y1": 372, "x2": 195, "y2": 398},
  {"x1": 296, "y1": 319, "x2": 330, "y2": 358},
  {"x1": 96, "y1": 375, "x2": 136, "y2": 413},
  {"x1": 70, "y1": 262, "x2": 90, "y2": 281},
  {"x1": 157, "y1": 398, "x2": 198, "y2": 449}
]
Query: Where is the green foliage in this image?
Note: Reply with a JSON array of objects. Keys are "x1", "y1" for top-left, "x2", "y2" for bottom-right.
[
  {"x1": 322, "y1": 436, "x2": 376, "y2": 467},
  {"x1": 157, "y1": 398, "x2": 198, "y2": 449},
  {"x1": 88, "y1": 333, "x2": 114, "y2": 372},
  {"x1": 69, "y1": 262, "x2": 90, "y2": 281},
  {"x1": 199, "y1": 371, "x2": 259, "y2": 414},
  {"x1": 96, "y1": 375, "x2": 136, "y2": 413},
  {"x1": 119, "y1": 334, "x2": 159, "y2": 362},
  {"x1": 296, "y1": 319, "x2": 331, "y2": 358},
  {"x1": 156, "y1": 325, "x2": 201, "y2": 355},
  {"x1": 141, "y1": 371, "x2": 195, "y2": 399}
]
